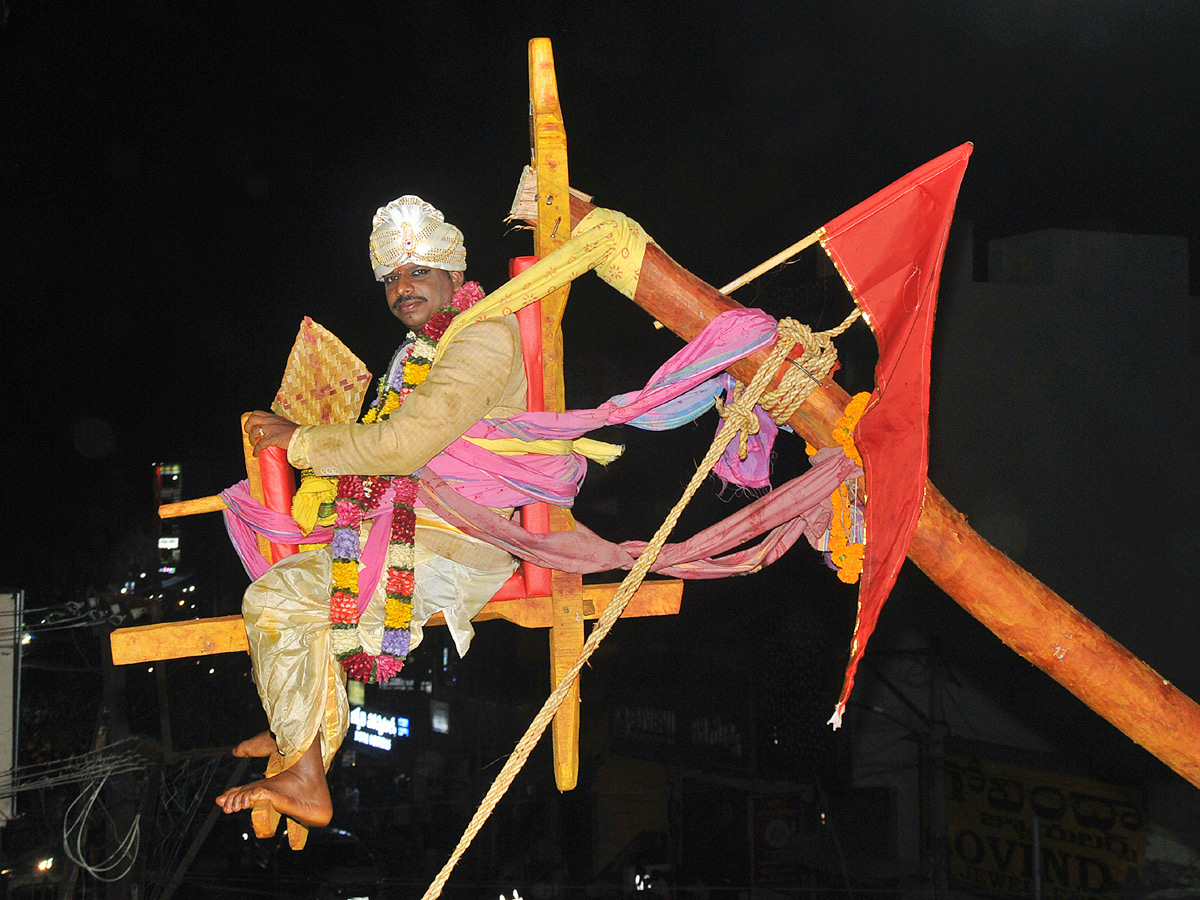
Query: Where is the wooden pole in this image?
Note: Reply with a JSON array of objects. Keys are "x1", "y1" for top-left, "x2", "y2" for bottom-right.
[
  {"x1": 718, "y1": 227, "x2": 825, "y2": 295},
  {"x1": 529, "y1": 37, "x2": 586, "y2": 792},
  {"x1": 538, "y1": 193, "x2": 1200, "y2": 790}
]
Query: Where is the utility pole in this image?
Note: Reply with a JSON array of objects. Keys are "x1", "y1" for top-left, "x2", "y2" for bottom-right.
[
  {"x1": 100, "y1": 626, "x2": 137, "y2": 900},
  {"x1": 928, "y1": 644, "x2": 949, "y2": 897}
]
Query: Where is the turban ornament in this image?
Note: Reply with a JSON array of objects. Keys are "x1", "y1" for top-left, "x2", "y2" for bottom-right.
[{"x1": 369, "y1": 195, "x2": 467, "y2": 280}]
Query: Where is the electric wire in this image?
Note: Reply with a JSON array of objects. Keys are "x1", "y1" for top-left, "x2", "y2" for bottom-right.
[
  {"x1": 0, "y1": 737, "x2": 149, "y2": 799},
  {"x1": 62, "y1": 773, "x2": 141, "y2": 883}
]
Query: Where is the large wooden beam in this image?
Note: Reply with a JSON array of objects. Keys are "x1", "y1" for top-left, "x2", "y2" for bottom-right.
[{"x1": 544, "y1": 193, "x2": 1200, "y2": 790}]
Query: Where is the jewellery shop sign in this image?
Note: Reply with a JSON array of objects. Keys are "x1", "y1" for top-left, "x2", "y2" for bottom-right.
[{"x1": 945, "y1": 755, "x2": 1143, "y2": 900}]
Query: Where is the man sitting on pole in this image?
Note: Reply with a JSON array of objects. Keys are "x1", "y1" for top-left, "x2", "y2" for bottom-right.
[{"x1": 216, "y1": 195, "x2": 527, "y2": 826}]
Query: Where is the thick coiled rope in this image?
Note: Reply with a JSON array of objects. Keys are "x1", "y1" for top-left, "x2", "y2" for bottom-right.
[{"x1": 759, "y1": 310, "x2": 861, "y2": 425}]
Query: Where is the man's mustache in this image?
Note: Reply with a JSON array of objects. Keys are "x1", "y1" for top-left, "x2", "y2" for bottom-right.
[{"x1": 393, "y1": 295, "x2": 428, "y2": 309}]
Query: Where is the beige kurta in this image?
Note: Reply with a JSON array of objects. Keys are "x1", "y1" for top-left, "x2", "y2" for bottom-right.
[
  {"x1": 246, "y1": 315, "x2": 526, "y2": 769},
  {"x1": 247, "y1": 207, "x2": 656, "y2": 769}
]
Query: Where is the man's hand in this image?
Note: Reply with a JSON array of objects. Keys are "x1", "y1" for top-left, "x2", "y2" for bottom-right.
[{"x1": 244, "y1": 411, "x2": 299, "y2": 457}]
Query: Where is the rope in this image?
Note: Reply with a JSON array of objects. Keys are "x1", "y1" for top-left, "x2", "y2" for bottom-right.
[
  {"x1": 421, "y1": 313, "x2": 844, "y2": 900},
  {"x1": 758, "y1": 310, "x2": 861, "y2": 425}
]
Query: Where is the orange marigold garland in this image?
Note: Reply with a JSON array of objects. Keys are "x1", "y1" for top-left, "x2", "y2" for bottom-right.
[
  {"x1": 329, "y1": 280, "x2": 485, "y2": 683},
  {"x1": 808, "y1": 392, "x2": 870, "y2": 584}
]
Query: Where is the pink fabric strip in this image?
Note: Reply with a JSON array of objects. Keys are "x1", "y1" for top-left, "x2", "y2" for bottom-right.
[
  {"x1": 417, "y1": 448, "x2": 860, "y2": 578},
  {"x1": 221, "y1": 482, "x2": 391, "y2": 604}
]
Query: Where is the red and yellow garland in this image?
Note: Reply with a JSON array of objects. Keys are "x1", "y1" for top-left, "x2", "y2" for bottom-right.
[{"x1": 328, "y1": 281, "x2": 485, "y2": 682}]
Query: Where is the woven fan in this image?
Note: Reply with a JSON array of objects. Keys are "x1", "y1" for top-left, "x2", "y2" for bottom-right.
[{"x1": 270, "y1": 316, "x2": 373, "y2": 425}]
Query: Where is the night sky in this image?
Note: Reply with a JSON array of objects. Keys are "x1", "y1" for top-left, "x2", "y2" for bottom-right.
[{"x1": 3, "y1": 2, "x2": 1199, "y2": 780}]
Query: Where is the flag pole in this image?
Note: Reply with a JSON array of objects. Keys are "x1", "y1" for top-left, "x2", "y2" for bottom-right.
[
  {"x1": 719, "y1": 226, "x2": 826, "y2": 295},
  {"x1": 522, "y1": 190, "x2": 1200, "y2": 792}
]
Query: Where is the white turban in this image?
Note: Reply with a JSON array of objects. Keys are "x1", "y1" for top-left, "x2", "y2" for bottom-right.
[{"x1": 368, "y1": 195, "x2": 467, "y2": 280}]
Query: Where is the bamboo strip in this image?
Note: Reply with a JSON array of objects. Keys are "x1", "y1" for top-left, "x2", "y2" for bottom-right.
[{"x1": 719, "y1": 227, "x2": 826, "y2": 295}]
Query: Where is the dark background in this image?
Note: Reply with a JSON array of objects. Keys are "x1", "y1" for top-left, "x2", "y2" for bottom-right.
[{"x1": 2, "y1": 0, "x2": 1199, "y2": 815}]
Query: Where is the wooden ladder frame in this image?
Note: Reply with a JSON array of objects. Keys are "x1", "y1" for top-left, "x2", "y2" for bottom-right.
[{"x1": 110, "y1": 38, "x2": 682, "y2": 827}]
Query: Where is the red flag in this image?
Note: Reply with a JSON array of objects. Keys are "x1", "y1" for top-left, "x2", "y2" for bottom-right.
[{"x1": 820, "y1": 143, "x2": 972, "y2": 726}]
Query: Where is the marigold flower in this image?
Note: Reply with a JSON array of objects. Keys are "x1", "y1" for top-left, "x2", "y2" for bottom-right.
[
  {"x1": 403, "y1": 362, "x2": 431, "y2": 384},
  {"x1": 385, "y1": 598, "x2": 414, "y2": 629},
  {"x1": 380, "y1": 391, "x2": 402, "y2": 415},
  {"x1": 835, "y1": 542, "x2": 865, "y2": 584},
  {"x1": 331, "y1": 561, "x2": 359, "y2": 589}
]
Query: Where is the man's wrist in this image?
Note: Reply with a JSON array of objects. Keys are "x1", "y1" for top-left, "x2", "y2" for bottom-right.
[{"x1": 286, "y1": 425, "x2": 311, "y2": 469}]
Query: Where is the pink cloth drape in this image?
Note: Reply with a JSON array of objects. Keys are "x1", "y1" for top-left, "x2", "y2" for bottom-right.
[{"x1": 418, "y1": 448, "x2": 859, "y2": 578}]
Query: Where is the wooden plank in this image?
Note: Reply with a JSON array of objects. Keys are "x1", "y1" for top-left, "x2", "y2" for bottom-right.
[
  {"x1": 549, "y1": 567, "x2": 584, "y2": 791},
  {"x1": 111, "y1": 615, "x2": 247, "y2": 665},
  {"x1": 160, "y1": 495, "x2": 226, "y2": 518},
  {"x1": 109, "y1": 581, "x2": 684, "y2": 665}
]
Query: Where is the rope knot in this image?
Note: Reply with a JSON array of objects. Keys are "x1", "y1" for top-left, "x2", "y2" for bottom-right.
[
  {"x1": 759, "y1": 311, "x2": 861, "y2": 425},
  {"x1": 714, "y1": 384, "x2": 761, "y2": 460}
]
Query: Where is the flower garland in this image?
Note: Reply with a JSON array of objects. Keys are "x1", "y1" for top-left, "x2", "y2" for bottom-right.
[
  {"x1": 329, "y1": 280, "x2": 486, "y2": 682},
  {"x1": 808, "y1": 392, "x2": 870, "y2": 584}
]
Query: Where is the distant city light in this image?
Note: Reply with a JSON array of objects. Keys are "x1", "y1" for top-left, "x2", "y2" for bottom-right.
[
  {"x1": 37, "y1": 857, "x2": 54, "y2": 872},
  {"x1": 350, "y1": 705, "x2": 409, "y2": 752},
  {"x1": 20, "y1": 633, "x2": 31, "y2": 645},
  {"x1": 431, "y1": 700, "x2": 450, "y2": 735}
]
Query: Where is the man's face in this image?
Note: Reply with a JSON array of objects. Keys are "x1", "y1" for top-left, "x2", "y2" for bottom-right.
[{"x1": 383, "y1": 263, "x2": 464, "y2": 330}]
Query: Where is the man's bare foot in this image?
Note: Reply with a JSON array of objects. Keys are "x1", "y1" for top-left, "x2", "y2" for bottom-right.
[
  {"x1": 232, "y1": 731, "x2": 278, "y2": 758},
  {"x1": 216, "y1": 738, "x2": 332, "y2": 828}
]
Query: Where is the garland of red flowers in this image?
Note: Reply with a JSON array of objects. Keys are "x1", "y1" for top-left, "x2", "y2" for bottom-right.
[{"x1": 329, "y1": 280, "x2": 485, "y2": 682}]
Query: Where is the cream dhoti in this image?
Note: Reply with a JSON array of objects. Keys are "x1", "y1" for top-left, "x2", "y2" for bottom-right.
[{"x1": 243, "y1": 528, "x2": 515, "y2": 771}]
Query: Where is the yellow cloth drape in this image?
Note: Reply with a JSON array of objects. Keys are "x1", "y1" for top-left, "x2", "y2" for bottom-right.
[
  {"x1": 435, "y1": 208, "x2": 651, "y2": 363},
  {"x1": 462, "y1": 435, "x2": 624, "y2": 464}
]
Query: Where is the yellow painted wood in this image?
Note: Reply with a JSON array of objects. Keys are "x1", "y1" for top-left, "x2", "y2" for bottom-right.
[
  {"x1": 109, "y1": 581, "x2": 684, "y2": 664},
  {"x1": 251, "y1": 754, "x2": 284, "y2": 838},
  {"x1": 159, "y1": 494, "x2": 227, "y2": 518},
  {"x1": 529, "y1": 37, "x2": 587, "y2": 791},
  {"x1": 110, "y1": 615, "x2": 248, "y2": 664},
  {"x1": 549, "y1": 569, "x2": 584, "y2": 791},
  {"x1": 286, "y1": 819, "x2": 309, "y2": 850}
]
